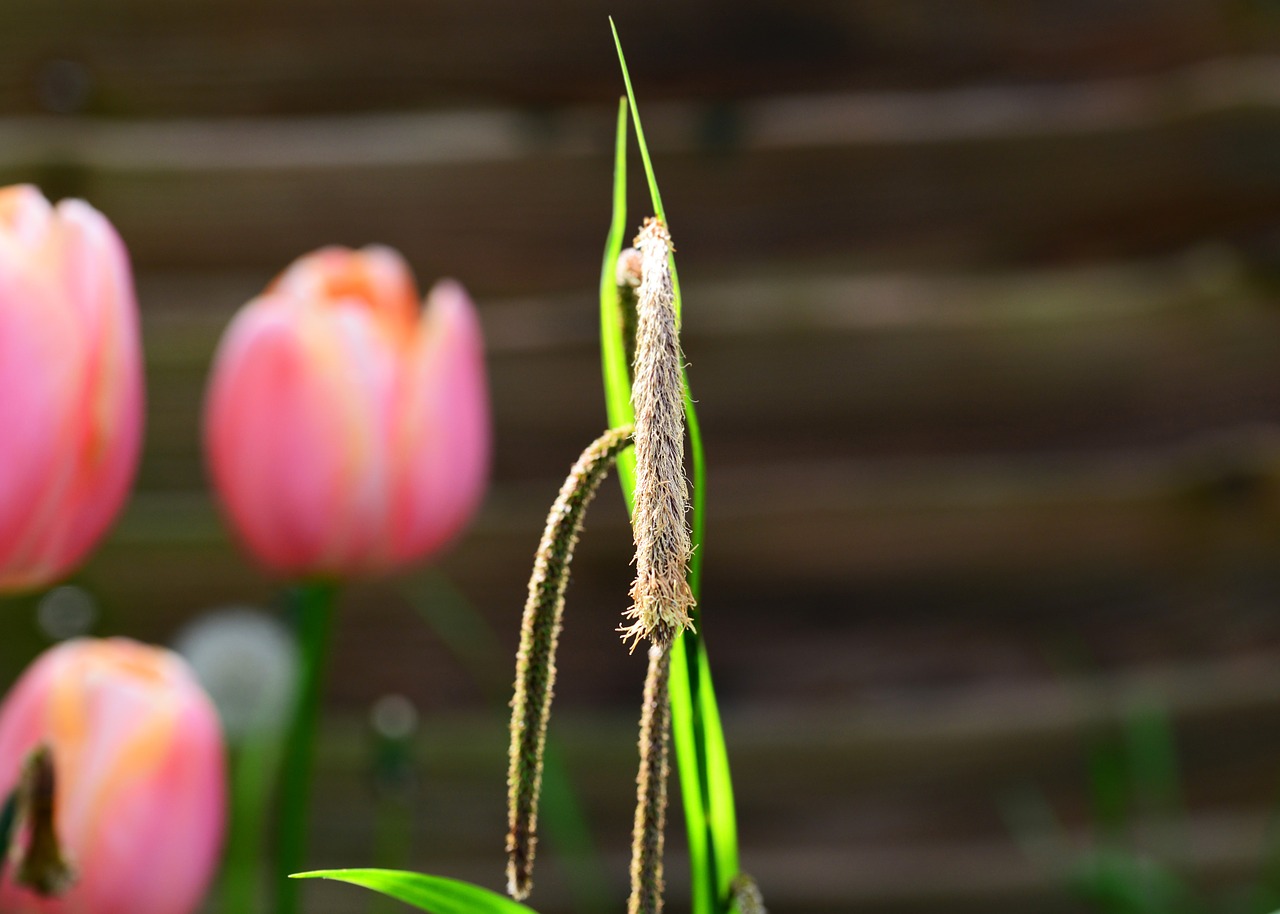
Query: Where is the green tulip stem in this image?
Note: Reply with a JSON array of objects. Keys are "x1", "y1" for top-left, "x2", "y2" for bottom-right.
[
  {"x1": 276, "y1": 580, "x2": 339, "y2": 914},
  {"x1": 219, "y1": 726, "x2": 287, "y2": 914}
]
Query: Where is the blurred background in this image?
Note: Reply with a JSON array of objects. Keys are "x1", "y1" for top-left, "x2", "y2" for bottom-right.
[{"x1": 7, "y1": 1, "x2": 1280, "y2": 912}]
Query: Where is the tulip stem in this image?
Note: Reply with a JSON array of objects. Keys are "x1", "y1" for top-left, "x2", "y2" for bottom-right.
[
  {"x1": 276, "y1": 580, "x2": 339, "y2": 914},
  {"x1": 220, "y1": 729, "x2": 287, "y2": 914}
]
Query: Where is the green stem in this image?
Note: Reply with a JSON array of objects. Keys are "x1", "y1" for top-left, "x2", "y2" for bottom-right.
[
  {"x1": 275, "y1": 580, "x2": 339, "y2": 914},
  {"x1": 368, "y1": 787, "x2": 414, "y2": 914},
  {"x1": 220, "y1": 729, "x2": 287, "y2": 914}
]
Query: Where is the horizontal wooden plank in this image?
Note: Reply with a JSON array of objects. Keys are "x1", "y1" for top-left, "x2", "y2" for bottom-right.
[
  {"x1": 51, "y1": 410, "x2": 1280, "y2": 720},
  {"x1": 126, "y1": 255, "x2": 1280, "y2": 497},
  {"x1": 0, "y1": 0, "x2": 1268, "y2": 116},
  {"x1": 10, "y1": 66, "x2": 1280, "y2": 282},
  {"x1": 104, "y1": 438, "x2": 1280, "y2": 586}
]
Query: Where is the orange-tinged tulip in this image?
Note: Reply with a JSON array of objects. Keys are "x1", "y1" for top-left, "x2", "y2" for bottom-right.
[
  {"x1": 0, "y1": 638, "x2": 226, "y2": 914},
  {"x1": 204, "y1": 246, "x2": 490, "y2": 577},
  {"x1": 0, "y1": 185, "x2": 144, "y2": 592}
]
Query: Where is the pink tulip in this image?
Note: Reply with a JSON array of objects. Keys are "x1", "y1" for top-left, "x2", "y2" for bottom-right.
[
  {"x1": 204, "y1": 246, "x2": 490, "y2": 577},
  {"x1": 0, "y1": 638, "x2": 226, "y2": 914},
  {"x1": 0, "y1": 185, "x2": 144, "y2": 592}
]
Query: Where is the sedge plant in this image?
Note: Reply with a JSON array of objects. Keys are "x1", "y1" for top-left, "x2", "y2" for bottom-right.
[{"x1": 293, "y1": 24, "x2": 755, "y2": 914}]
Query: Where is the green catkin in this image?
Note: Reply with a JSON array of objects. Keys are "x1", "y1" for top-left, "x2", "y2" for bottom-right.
[
  {"x1": 628, "y1": 643, "x2": 673, "y2": 914},
  {"x1": 621, "y1": 218, "x2": 695, "y2": 650},
  {"x1": 506, "y1": 425, "x2": 634, "y2": 901}
]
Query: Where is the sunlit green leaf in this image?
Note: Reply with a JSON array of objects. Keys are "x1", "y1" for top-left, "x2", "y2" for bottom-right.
[
  {"x1": 599, "y1": 95, "x2": 636, "y2": 498},
  {"x1": 291, "y1": 869, "x2": 539, "y2": 914}
]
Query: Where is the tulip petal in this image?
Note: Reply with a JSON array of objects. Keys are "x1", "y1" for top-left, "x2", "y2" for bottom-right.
[
  {"x1": 0, "y1": 251, "x2": 82, "y2": 587},
  {"x1": 390, "y1": 280, "x2": 491, "y2": 564},
  {"x1": 206, "y1": 296, "x2": 399, "y2": 575},
  {"x1": 17, "y1": 201, "x2": 144, "y2": 583},
  {"x1": 272, "y1": 245, "x2": 419, "y2": 330},
  {"x1": 0, "y1": 188, "x2": 143, "y2": 591}
]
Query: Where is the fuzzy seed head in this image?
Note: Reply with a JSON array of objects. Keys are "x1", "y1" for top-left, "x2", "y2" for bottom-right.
[
  {"x1": 507, "y1": 426, "x2": 633, "y2": 899},
  {"x1": 621, "y1": 219, "x2": 695, "y2": 649}
]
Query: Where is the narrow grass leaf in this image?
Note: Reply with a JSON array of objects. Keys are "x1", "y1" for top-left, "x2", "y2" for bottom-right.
[
  {"x1": 1124, "y1": 699, "x2": 1182, "y2": 825},
  {"x1": 609, "y1": 19, "x2": 663, "y2": 224},
  {"x1": 291, "y1": 869, "x2": 540, "y2": 914},
  {"x1": 696, "y1": 643, "x2": 739, "y2": 877},
  {"x1": 599, "y1": 95, "x2": 637, "y2": 500},
  {"x1": 607, "y1": 23, "x2": 741, "y2": 914}
]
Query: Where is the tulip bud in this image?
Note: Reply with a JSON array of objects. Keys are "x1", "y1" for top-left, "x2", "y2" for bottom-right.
[
  {"x1": 0, "y1": 638, "x2": 226, "y2": 914},
  {"x1": 204, "y1": 246, "x2": 490, "y2": 578},
  {"x1": 0, "y1": 185, "x2": 144, "y2": 592}
]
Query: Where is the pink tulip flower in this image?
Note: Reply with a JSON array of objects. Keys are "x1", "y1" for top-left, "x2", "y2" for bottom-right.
[
  {"x1": 204, "y1": 246, "x2": 490, "y2": 577},
  {"x1": 0, "y1": 185, "x2": 144, "y2": 592},
  {"x1": 0, "y1": 638, "x2": 226, "y2": 914}
]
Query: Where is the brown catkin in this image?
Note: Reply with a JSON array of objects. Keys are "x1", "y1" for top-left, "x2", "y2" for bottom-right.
[
  {"x1": 628, "y1": 643, "x2": 673, "y2": 914},
  {"x1": 506, "y1": 425, "x2": 634, "y2": 900},
  {"x1": 621, "y1": 218, "x2": 695, "y2": 649},
  {"x1": 14, "y1": 745, "x2": 75, "y2": 897}
]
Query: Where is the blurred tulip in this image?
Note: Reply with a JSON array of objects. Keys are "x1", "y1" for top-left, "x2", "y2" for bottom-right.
[
  {"x1": 0, "y1": 186, "x2": 144, "y2": 592},
  {"x1": 204, "y1": 246, "x2": 490, "y2": 577},
  {"x1": 0, "y1": 638, "x2": 226, "y2": 914}
]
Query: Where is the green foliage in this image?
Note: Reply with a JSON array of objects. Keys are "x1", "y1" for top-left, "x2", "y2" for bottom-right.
[
  {"x1": 1068, "y1": 848, "x2": 1202, "y2": 914},
  {"x1": 1003, "y1": 699, "x2": 1280, "y2": 914},
  {"x1": 291, "y1": 869, "x2": 540, "y2": 914},
  {"x1": 276, "y1": 581, "x2": 340, "y2": 914},
  {"x1": 599, "y1": 97, "x2": 636, "y2": 498},
  {"x1": 603, "y1": 21, "x2": 741, "y2": 914}
]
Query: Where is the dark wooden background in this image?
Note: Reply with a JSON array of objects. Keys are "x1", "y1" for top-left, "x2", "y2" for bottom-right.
[{"x1": 7, "y1": 2, "x2": 1280, "y2": 912}]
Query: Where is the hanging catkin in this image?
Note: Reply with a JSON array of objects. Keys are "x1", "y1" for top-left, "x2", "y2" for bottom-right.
[{"x1": 506, "y1": 425, "x2": 633, "y2": 900}]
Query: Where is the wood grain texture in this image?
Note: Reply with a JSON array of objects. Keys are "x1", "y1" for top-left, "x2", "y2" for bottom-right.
[
  {"x1": 0, "y1": 0, "x2": 1274, "y2": 116},
  {"x1": 9, "y1": 62, "x2": 1280, "y2": 284}
]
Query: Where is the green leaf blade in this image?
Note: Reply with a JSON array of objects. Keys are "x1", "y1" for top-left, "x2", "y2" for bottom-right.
[
  {"x1": 609, "y1": 18, "x2": 664, "y2": 223},
  {"x1": 697, "y1": 641, "x2": 740, "y2": 882},
  {"x1": 605, "y1": 23, "x2": 742, "y2": 914},
  {"x1": 599, "y1": 95, "x2": 637, "y2": 500},
  {"x1": 291, "y1": 869, "x2": 540, "y2": 914}
]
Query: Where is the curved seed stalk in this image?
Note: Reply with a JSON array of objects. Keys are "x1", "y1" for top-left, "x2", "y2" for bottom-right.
[
  {"x1": 621, "y1": 218, "x2": 695, "y2": 650},
  {"x1": 629, "y1": 643, "x2": 673, "y2": 914},
  {"x1": 506, "y1": 425, "x2": 634, "y2": 900}
]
